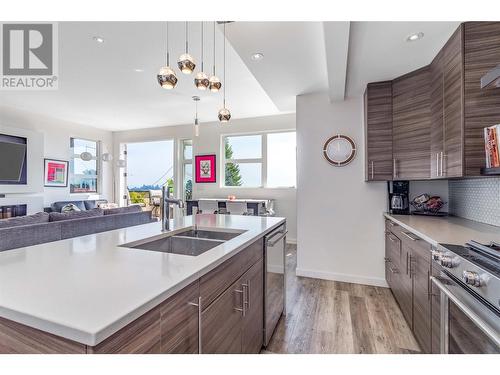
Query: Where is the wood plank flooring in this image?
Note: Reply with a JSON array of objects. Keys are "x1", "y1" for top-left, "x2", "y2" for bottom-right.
[{"x1": 265, "y1": 244, "x2": 421, "y2": 354}]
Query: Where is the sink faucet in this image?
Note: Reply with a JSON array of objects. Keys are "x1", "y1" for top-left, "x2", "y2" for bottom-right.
[{"x1": 161, "y1": 186, "x2": 185, "y2": 232}]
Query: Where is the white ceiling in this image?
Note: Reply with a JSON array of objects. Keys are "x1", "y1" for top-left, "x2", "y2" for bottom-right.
[{"x1": 0, "y1": 21, "x2": 462, "y2": 131}]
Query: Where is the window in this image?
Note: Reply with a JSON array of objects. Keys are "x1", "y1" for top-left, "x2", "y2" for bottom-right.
[
  {"x1": 181, "y1": 139, "x2": 193, "y2": 200},
  {"x1": 70, "y1": 138, "x2": 99, "y2": 193},
  {"x1": 223, "y1": 131, "x2": 296, "y2": 188}
]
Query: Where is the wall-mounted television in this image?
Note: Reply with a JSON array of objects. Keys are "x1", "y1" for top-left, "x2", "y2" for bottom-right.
[{"x1": 0, "y1": 134, "x2": 28, "y2": 185}]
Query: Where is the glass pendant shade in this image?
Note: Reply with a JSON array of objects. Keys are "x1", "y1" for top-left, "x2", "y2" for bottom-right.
[
  {"x1": 209, "y1": 75, "x2": 222, "y2": 92},
  {"x1": 157, "y1": 66, "x2": 178, "y2": 89},
  {"x1": 178, "y1": 53, "x2": 196, "y2": 74},
  {"x1": 194, "y1": 71, "x2": 209, "y2": 90},
  {"x1": 218, "y1": 108, "x2": 231, "y2": 123}
]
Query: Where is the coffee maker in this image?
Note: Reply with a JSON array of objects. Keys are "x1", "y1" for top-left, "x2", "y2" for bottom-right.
[{"x1": 388, "y1": 181, "x2": 409, "y2": 215}]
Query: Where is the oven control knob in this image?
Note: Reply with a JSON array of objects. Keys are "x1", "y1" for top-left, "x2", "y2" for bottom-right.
[
  {"x1": 440, "y1": 254, "x2": 459, "y2": 268},
  {"x1": 462, "y1": 271, "x2": 482, "y2": 287},
  {"x1": 431, "y1": 249, "x2": 442, "y2": 262}
]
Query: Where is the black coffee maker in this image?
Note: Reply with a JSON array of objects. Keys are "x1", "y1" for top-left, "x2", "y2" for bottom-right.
[{"x1": 388, "y1": 181, "x2": 410, "y2": 215}]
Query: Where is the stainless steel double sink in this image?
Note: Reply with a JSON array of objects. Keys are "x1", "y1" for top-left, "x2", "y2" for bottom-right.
[{"x1": 122, "y1": 228, "x2": 245, "y2": 257}]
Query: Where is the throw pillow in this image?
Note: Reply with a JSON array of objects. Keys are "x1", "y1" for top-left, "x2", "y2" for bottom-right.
[
  {"x1": 61, "y1": 203, "x2": 82, "y2": 213},
  {"x1": 49, "y1": 208, "x2": 104, "y2": 222},
  {"x1": 103, "y1": 205, "x2": 142, "y2": 215}
]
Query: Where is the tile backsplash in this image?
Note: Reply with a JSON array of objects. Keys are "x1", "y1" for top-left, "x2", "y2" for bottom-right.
[{"x1": 449, "y1": 178, "x2": 500, "y2": 227}]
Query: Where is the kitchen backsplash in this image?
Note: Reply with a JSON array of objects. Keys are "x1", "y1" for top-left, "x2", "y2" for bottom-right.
[{"x1": 449, "y1": 178, "x2": 500, "y2": 227}]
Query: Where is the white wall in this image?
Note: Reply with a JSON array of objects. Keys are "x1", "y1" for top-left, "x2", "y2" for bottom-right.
[
  {"x1": 113, "y1": 113, "x2": 297, "y2": 242},
  {"x1": 0, "y1": 106, "x2": 114, "y2": 208},
  {"x1": 296, "y1": 93, "x2": 387, "y2": 287}
]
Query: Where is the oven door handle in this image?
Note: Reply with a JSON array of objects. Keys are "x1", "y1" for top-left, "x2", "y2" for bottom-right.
[{"x1": 431, "y1": 276, "x2": 500, "y2": 349}]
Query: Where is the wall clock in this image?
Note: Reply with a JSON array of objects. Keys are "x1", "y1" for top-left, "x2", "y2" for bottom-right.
[{"x1": 323, "y1": 135, "x2": 356, "y2": 166}]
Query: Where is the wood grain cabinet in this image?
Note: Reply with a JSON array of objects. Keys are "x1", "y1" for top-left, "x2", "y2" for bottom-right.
[
  {"x1": 364, "y1": 81, "x2": 394, "y2": 181},
  {"x1": 430, "y1": 25, "x2": 464, "y2": 179},
  {"x1": 392, "y1": 67, "x2": 432, "y2": 180},
  {"x1": 385, "y1": 221, "x2": 433, "y2": 353},
  {"x1": 365, "y1": 22, "x2": 500, "y2": 180},
  {"x1": 464, "y1": 22, "x2": 500, "y2": 176}
]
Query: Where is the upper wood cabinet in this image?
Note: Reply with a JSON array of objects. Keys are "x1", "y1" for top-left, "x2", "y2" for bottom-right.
[
  {"x1": 364, "y1": 81, "x2": 393, "y2": 181},
  {"x1": 430, "y1": 25, "x2": 464, "y2": 179},
  {"x1": 392, "y1": 67, "x2": 432, "y2": 180},
  {"x1": 464, "y1": 22, "x2": 500, "y2": 176},
  {"x1": 365, "y1": 22, "x2": 500, "y2": 181}
]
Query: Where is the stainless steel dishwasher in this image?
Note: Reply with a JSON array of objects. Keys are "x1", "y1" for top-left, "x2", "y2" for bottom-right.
[{"x1": 263, "y1": 224, "x2": 287, "y2": 347}]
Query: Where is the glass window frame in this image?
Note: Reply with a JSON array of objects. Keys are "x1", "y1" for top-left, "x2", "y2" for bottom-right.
[
  {"x1": 69, "y1": 137, "x2": 100, "y2": 194},
  {"x1": 221, "y1": 130, "x2": 296, "y2": 189},
  {"x1": 180, "y1": 139, "x2": 193, "y2": 201}
]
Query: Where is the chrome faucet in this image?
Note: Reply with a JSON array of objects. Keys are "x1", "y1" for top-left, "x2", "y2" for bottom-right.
[{"x1": 161, "y1": 186, "x2": 185, "y2": 232}]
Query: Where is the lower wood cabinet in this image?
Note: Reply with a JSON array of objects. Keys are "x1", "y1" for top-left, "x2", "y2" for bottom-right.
[
  {"x1": 160, "y1": 281, "x2": 200, "y2": 354},
  {"x1": 201, "y1": 259, "x2": 264, "y2": 354},
  {"x1": 385, "y1": 220, "x2": 433, "y2": 353}
]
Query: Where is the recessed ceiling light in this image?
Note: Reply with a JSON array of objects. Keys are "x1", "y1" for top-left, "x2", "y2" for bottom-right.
[
  {"x1": 134, "y1": 69, "x2": 144, "y2": 73},
  {"x1": 93, "y1": 36, "x2": 105, "y2": 44},
  {"x1": 251, "y1": 53, "x2": 264, "y2": 61},
  {"x1": 406, "y1": 32, "x2": 424, "y2": 42}
]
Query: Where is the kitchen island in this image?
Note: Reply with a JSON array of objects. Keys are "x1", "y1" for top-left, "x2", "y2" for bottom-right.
[{"x1": 0, "y1": 214, "x2": 286, "y2": 354}]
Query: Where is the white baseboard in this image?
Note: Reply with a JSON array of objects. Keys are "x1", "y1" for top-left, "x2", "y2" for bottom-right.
[{"x1": 295, "y1": 268, "x2": 388, "y2": 288}]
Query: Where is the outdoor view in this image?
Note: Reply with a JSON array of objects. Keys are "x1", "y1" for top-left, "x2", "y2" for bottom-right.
[
  {"x1": 126, "y1": 140, "x2": 174, "y2": 204},
  {"x1": 224, "y1": 132, "x2": 296, "y2": 188}
]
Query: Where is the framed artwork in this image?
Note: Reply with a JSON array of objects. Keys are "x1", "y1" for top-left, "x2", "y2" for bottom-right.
[
  {"x1": 44, "y1": 159, "x2": 69, "y2": 187},
  {"x1": 195, "y1": 154, "x2": 216, "y2": 183}
]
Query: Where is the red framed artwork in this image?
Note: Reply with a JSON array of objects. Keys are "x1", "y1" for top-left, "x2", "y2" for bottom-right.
[
  {"x1": 195, "y1": 154, "x2": 216, "y2": 183},
  {"x1": 44, "y1": 159, "x2": 69, "y2": 187}
]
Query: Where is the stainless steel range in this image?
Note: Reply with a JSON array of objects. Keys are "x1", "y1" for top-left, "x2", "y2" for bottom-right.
[{"x1": 431, "y1": 241, "x2": 500, "y2": 354}]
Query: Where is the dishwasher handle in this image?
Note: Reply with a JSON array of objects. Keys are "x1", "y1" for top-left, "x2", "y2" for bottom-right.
[{"x1": 267, "y1": 230, "x2": 288, "y2": 247}]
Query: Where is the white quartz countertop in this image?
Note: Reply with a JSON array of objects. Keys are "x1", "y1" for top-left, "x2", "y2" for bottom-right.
[
  {"x1": 0, "y1": 214, "x2": 285, "y2": 346},
  {"x1": 384, "y1": 213, "x2": 500, "y2": 246}
]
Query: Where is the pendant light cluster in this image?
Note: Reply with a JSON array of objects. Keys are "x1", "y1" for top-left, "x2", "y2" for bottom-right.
[{"x1": 157, "y1": 21, "x2": 230, "y2": 126}]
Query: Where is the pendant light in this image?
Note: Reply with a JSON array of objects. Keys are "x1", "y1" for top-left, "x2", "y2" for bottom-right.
[
  {"x1": 194, "y1": 22, "x2": 209, "y2": 90},
  {"x1": 193, "y1": 96, "x2": 200, "y2": 137},
  {"x1": 209, "y1": 22, "x2": 222, "y2": 92},
  {"x1": 218, "y1": 23, "x2": 231, "y2": 123},
  {"x1": 178, "y1": 22, "x2": 196, "y2": 75},
  {"x1": 157, "y1": 22, "x2": 178, "y2": 89}
]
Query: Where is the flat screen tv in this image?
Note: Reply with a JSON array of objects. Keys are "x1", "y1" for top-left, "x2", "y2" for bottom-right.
[{"x1": 0, "y1": 134, "x2": 27, "y2": 185}]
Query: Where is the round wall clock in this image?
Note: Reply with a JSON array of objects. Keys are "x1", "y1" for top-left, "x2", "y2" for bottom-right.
[{"x1": 323, "y1": 134, "x2": 356, "y2": 166}]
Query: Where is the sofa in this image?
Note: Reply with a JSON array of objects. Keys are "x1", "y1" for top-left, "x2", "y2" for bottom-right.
[{"x1": 0, "y1": 204, "x2": 156, "y2": 252}]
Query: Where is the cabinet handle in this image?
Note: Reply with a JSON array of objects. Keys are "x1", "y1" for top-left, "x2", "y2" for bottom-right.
[
  {"x1": 393, "y1": 158, "x2": 398, "y2": 178},
  {"x1": 427, "y1": 269, "x2": 431, "y2": 301},
  {"x1": 436, "y1": 153, "x2": 440, "y2": 177},
  {"x1": 406, "y1": 252, "x2": 409, "y2": 275},
  {"x1": 441, "y1": 152, "x2": 446, "y2": 177},
  {"x1": 188, "y1": 296, "x2": 202, "y2": 354},
  {"x1": 371, "y1": 160, "x2": 374, "y2": 180},
  {"x1": 243, "y1": 280, "x2": 250, "y2": 310},
  {"x1": 402, "y1": 231, "x2": 420, "y2": 241},
  {"x1": 234, "y1": 289, "x2": 246, "y2": 317}
]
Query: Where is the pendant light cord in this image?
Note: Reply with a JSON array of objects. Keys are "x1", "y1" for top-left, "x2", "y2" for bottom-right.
[
  {"x1": 185, "y1": 21, "x2": 188, "y2": 54},
  {"x1": 213, "y1": 22, "x2": 216, "y2": 76},
  {"x1": 223, "y1": 23, "x2": 226, "y2": 107},
  {"x1": 166, "y1": 22, "x2": 169, "y2": 66},
  {"x1": 201, "y1": 21, "x2": 204, "y2": 71}
]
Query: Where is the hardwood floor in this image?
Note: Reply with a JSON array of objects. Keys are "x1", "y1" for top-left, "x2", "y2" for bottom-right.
[{"x1": 265, "y1": 244, "x2": 421, "y2": 354}]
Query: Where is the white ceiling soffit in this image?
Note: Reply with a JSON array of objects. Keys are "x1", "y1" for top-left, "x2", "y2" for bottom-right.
[
  {"x1": 0, "y1": 22, "x2": 279, "y2": 131},
  {"x1": 323, "y1": 21, "x2": 350, "y2": 102},
  {"x1": 346, "y1": 21, "x2": 461, "y2": 97},
  {"x1": 225, "y1": 22, "x2": 328, "y2": 112}
]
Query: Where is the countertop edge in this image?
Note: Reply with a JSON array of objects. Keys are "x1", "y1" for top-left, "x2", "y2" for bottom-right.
[
  {"x1": 1, "y1": 217, "x2": 286, "y2": 347},
  {"x1": 383, "y1": 213, "x2": 439, "y2": 247}
]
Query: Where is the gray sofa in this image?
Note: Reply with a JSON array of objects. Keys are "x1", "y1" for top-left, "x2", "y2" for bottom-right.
[{"x1": 0, "y1": 205, "x2": 155, "y2": 252}]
